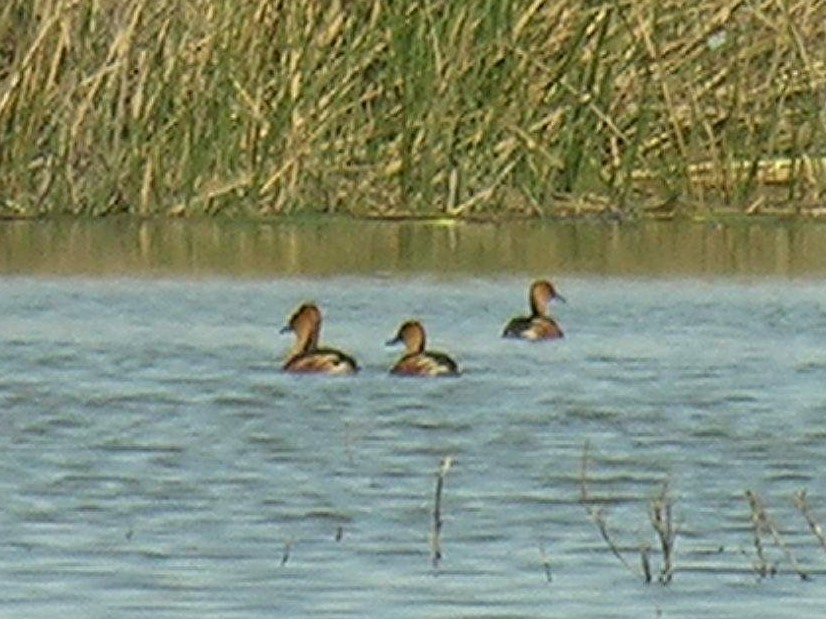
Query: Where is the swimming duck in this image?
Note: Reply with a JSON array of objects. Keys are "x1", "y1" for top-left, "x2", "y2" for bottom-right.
[
  {"x1": 502, "y1": 279, "x2": 565, "y2": 340},
  {"x1": 280, "y1": 303, "x2": 359, "y2": 374},
  {"x1": 386, "y1": 320, "x2": 459, "y2": 377}
]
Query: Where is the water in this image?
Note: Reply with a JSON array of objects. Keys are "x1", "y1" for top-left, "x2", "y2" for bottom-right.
[{"x1": 1, "y1": 221, "x2": 826, "y2": 617}]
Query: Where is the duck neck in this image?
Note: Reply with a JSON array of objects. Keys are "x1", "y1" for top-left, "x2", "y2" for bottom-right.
[
  {"x1": 292, "y1": 325, "x2": 319, "y2": 356},
  {"x1": 407, "y1": 332, "x2": 425, "y2": 355},
  {"x1": 530, "y1": 297, "x2": 548, "y2": 317}
]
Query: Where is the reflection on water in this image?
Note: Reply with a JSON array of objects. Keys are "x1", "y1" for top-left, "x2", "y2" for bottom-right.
[{"x1": 1, "y1": 217, "x2": 825, "y2": 276}]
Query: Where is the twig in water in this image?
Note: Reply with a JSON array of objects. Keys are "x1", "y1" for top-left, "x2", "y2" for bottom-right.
[
  {"x1": 591, "y1": 506, "x2": 637, "y2": 575},
  {"x1": 641, "y1": 543, "x2": 653, "y2": 584},
  {"x1": 579, "y1": 441, "x2": 640, "y2": 579},
  {"x1": 280, "y1": 538, "x2": 294, "y2": 566},
  {"x1": 539, "y1": 540, "x2": 552, "y2": 583},
  {"x1": 746, "y1": 490, "x2": 809, "y2": 580},
  {"x1": 746, "y1": 490, "x2": 771, "y2": 577},
  {"x1": 793, "y1": 490, "x2": 826, "y2": 553},
  {"x1": 650, "y1": 481, "x2": 677, "y2": 584},
  {"x1": 431, "y1": 456, "x2": 454, "y2": 569}
]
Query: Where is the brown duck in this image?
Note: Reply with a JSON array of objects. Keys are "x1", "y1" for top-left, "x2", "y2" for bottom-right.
[
  {"x1": 387, "y1": 320, "x2": 459, "y2": 377},
  {"x1": 280, "y1": 303, "x2": 359, "y2": 374},
  {"x1": 502, "y1": 279, "x2": 565, "y2": 340}
]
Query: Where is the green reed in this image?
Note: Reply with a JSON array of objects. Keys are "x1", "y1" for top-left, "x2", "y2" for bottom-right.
[{"x1": 1, "y1": 0, "x2": 824, "y2": 219}]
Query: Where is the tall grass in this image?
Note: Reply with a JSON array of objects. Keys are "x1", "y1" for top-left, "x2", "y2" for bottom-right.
[{"x1": 1, "y1": 0, "x2": 824, "y2": 219}]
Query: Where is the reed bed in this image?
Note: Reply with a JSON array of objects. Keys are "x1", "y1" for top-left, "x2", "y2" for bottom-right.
[{"x1": 1, "y1": 0, "x2": 825, "y2": 219}]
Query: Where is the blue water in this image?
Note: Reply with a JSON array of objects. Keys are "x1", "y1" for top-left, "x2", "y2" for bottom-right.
[{"x1": 1, "y1": 275, "x2": 825, "y2": 617}]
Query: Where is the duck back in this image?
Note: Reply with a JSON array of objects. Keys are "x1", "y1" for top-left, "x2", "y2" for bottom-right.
[
  {"x1": 284, "y1": 348, "x2": 359, "y2": 375},
  {"x1": 503, "y1": 316, "x2": 563, "y2": 340},
  {"x1": 390, "y1": 351, "x2": 459, "y2": 377}
]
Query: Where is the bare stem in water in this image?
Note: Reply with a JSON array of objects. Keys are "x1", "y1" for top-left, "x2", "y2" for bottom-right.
[
  {"x1": 650, "y1": 481, "x2": 676, "y2": 584},
  {"x1": 432, "y1": 456, "x2": 454, "y2": 569},
  {"x1": 579, "y1": 441, "x2": 641, "y2": 579},
  {"x1": 640, "y1": 543, "x2": 653, "y2": 584},
  {"x1": 793, "y1": 490, "x2": 826, "y2": 553},
  {"x1": 746, "y1": 490, "x2": 775, "y2": 577},
  {"x1": 538, "y1": 540, "x2": 553, "y2": 583},
  {"x1": 280, "y1": 538, "x2": 294, "y2": 566},
  {"x1": 746, "y1": 490, "x2": 809, "y2": 580}
]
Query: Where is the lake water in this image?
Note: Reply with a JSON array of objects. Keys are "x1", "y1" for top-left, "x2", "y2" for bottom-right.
[{"x1": 1, "y1": 219, "x2": 825, "y2": 617}]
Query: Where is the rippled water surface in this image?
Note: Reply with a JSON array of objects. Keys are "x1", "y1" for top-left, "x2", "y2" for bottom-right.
[{"x1": 2, "y1": 221, "x2": 826, "y2": 617}]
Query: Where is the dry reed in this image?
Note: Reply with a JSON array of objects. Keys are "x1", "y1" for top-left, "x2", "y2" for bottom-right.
[{"x1": 2, "y1": 0, "x2": 824, "y2": 219}]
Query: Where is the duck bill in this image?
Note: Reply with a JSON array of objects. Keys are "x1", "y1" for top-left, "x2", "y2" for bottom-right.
[
  {"x1": 279, "y1": 325, "x2": 293, "y2": 334},
  {"x1": 385, "y1": 336, "x2": 401, "y2": 346},
  {"x1": 554, "y1": 293, "x2": 567, "y2": 303}
]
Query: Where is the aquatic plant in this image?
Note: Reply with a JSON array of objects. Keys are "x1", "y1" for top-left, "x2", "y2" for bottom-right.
[{"x1": 1, "y1": 0, "x2": 824, "y2": 219}]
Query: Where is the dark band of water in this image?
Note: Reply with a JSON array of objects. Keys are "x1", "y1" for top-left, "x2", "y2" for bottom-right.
[{"x1": 2, "y1": 218, "x2": 825, "y2": 277}]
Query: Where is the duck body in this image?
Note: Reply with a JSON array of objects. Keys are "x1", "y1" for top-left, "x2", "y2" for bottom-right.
[
  {"x1": 502, "y1": 315, "x2": 564, "y2": 340},
  {"x1": 502, "y1": 279, "x2": 565, "y2": 341},
  {"x1": 283, "y1": 347, "x2": 360, "y2": 374},
  {"x1": 387, "y1": 320, "x2": 459, "y2": 377},
  {"x1": 281, "y1": 303, "x2": 359, "y2": 375},
  {"x1": 390, "y1": 350, "x2": 459, "y2": 377}
]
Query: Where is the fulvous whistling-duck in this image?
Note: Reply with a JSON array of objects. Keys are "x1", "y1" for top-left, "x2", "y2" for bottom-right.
[
  {"x1": 386, "y1": 320, "x2": 459, "y2": 377},
  {"x1": 280, "y1": 303, "x2": 359, "y2": 374},
  {"x1": 502, "y1": 279, "x2": 565, "y2": 340}
]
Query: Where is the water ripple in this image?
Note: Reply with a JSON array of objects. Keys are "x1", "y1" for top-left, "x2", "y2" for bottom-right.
[{"x1": 0, "y1": 276, "x2": 824, "y2": 617}]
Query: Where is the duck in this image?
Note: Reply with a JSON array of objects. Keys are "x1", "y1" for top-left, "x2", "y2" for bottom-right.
[
  {"x1": 502, "y1": 279, "x2": 565, "y2": 340},
  {"x1": 386, "y1": 320, "x2": 459, "y2": 377},
  {"x1": 280, "y1": 303, "x2": 359, "y2": 374}
]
